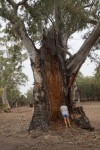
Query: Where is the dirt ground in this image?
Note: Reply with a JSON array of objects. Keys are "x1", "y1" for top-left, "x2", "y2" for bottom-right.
[{"x1": 0, "y1": 102, "x2": 100, "y2": 150}]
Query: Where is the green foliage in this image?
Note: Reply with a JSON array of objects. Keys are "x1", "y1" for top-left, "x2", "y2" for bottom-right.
[
  {"x1": 0, "y1": 0, "x2": 99, "y2": 63},
  {"x1": 19, "y1": 95, "x2": 28, "y2": 106},
  {"x1": 0, "y1": 33, "x2": 29, "y2": 107},
  {"x1": 22, "y1": 0, "x2": 92, "y2": 38},
  {"x1": 77, "y1": 71, "x2": 100, "y2": 101},
  {"x1": 7, "y1": 85, "x2": 21, "y2": 107},
  {"x1": 0, "y1": 0, "x2": 99, "y2": 41},
  {"x1": 7, "y1": 85, "x2": 29, "y2": 107},
  {"x1": 0, "y1": 34, "x2": 28, "y2": 88},
  {"x1": 94, "y1": 64, "x2": 100, "y2": 80},
  {"x1": 26, "y1": 87, "x2": 33, "y2": 103},
  {"x1": 0, "y1": 88, "x2": 3, "y2": 96}
]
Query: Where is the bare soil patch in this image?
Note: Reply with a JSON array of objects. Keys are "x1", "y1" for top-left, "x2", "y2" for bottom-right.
[{"x1": 0, "y1": 102, "x2": 100, "y2": 150}]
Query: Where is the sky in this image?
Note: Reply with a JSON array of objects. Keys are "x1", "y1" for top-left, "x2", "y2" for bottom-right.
[{"x1": 20, "y1": 30, "x2": 99, "y2": 94}]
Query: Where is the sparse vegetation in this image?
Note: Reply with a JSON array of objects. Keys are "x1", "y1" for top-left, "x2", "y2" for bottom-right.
[{"x1": 0, "y1": 102, "x2": 100, "y2": 150}]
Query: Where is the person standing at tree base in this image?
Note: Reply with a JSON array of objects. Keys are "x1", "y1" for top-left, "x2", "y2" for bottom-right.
[{"x1": 60, "y1": 103, "x2": 71, "y2": 128}]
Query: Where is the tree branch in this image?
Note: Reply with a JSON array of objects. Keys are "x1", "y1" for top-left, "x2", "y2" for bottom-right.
[
  {"x1": 57, "y1": 45, "x2": 72, "y2": 57},
  {"x1": 6, "y1": 0, "x2": 18, "y2": 14},
  {"x1": 84, "y1": 2, "x2": 94, "y2": 8},
  {"x1": 89, "y1": 19, "x2": 98, "y2": 25},
  {"x1": 0, "y1": 5, "x2": 37, "y2": 62},
  {"x1": 7, "y1": 0, "x2": 17, "y2": 9},
  {"x1": 6, "y1": 0, "x2": 16, "y2": 7},
  {"x1": 6, "y1": 0, "x2": 28, "y2": 11},
  {"x1": 67, "y1": 18, "x2": 100, "y2": 75},
  {"x1": 17, "y1": 0, "x2": 27, "y2": 7},
  {"x1": 54, "y1": 0, "x2": 64, "y2": 35},
  {"x1": 13, "y1": 18, "x2": 37, "y2": 61}
]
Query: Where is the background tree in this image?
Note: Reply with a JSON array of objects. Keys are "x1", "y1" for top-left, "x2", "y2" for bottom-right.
[
  {"x1": 0, "y1": 34, "x2": 28, "y2": 110},
  {"x1": 0, "y1": 0, "x2": 100, "y2": 131},
  {"x1": 19, "y1": 94, "x2": 28, "y2": 106},
  {"x1": 94, "y1": 64, "x2": 100, "y2": 79},
  {"x1": 7, "y1": 85, "x2": 21, "y2": 108},
  {"x1": 77, "y1": 67, "x2": 100, "y2": 101},
  {"x1": 26, "y1": 87, "x2": 34, "y2": 107}
]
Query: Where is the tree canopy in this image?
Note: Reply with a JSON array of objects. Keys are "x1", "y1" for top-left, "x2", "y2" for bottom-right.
[
  {"x1": 0, "y1": 31, "x2": 28, "y2": 109},
  {"x1": 0, "y1": 0, "x2": 99, "y2": 80},
  {"x1": 0, "y1": 0, "x2": 100, "y2": 51},
  {"x1": 0, "y1": 34, "x2": 28, "y2": 88},
  {"x1": 77, "y1": 70, "x2": 100, "y2": 101}
]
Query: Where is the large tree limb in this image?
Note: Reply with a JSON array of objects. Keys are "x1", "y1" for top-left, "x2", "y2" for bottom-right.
[
  {"x1": 67, "y1": 18, "x2": 100, "y2": 75},
  {"x1": 6, "y1": 0, "x2": 27, "y2": 8},
  {"x1": 6, "y1": 0, "x2": 16, "y2": 7},
  {"x1": 17, "y1": 0, "x2": 27, "y2": 7},
  {"x1": 13, "y1": 18, "x2": 37, "y2": 61},
  {"x1": 54, "y1": 0, "x2": 64, "y2": 40},
  {"x1": 84, "y1": 0, "x2": 95, "y2": 9},
  {"x1": 0, "y1": 1, "x2": 37, "y2": 62},
  {"x1": 6, "y1": 0, "x2": 17, "y2": 13}
]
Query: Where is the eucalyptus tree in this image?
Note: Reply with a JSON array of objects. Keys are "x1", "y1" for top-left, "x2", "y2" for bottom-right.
[
  {"x1": 7, "y1": 85, "x2": 21, "y2": 107},
  {"x1": 0, "y1": 0, "x2": 100, "y2": 131},
  {"x1": 0, "y1": 35, "x2": 28, "y2": 110}
]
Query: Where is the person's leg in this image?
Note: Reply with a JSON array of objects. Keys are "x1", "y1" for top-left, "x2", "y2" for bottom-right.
[
  {"x1": 66, "y1": 117, "x2": 71, "y2": 127},
  {"x1": 64, "y1": 117, "x2": 68, "y2": 127}
]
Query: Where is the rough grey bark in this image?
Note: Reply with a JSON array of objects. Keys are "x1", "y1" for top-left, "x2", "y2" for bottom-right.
[{"x1": 29, "y1": 53, "x2": 50, "y2": 131}]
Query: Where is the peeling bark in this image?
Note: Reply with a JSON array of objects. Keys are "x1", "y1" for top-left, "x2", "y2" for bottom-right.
[{"x1": 29, "y1": 53, "x2": 50, "y2": 131}]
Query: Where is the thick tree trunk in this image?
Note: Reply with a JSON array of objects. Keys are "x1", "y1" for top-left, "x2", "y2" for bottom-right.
[
  {"x1": 29, "y1": 31, "x2": 93, "y2": 133},
  {"x1": 29, "y1": 48, "x2": 67, "y2": 131},
  {"x1": 40, "y1": 47, "x2": 65, "y2": 121}
]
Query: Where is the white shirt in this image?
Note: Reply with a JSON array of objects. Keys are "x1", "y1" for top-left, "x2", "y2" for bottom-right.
[{"x1": 60, "y1": 105, "x2": 69, "y2": 116}]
